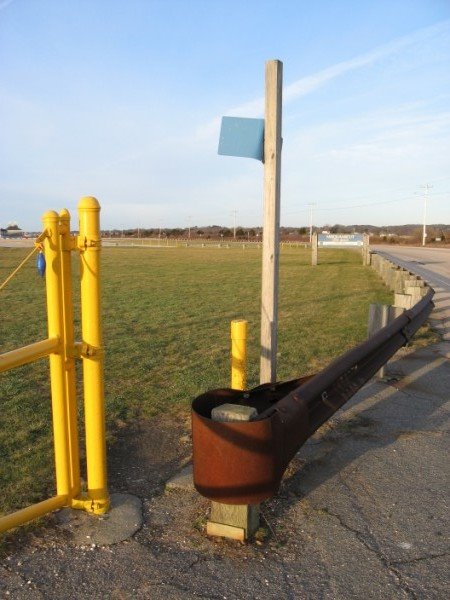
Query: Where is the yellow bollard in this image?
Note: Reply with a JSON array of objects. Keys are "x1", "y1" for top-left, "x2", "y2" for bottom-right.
[
  {"x1": 78, "y1": 197, "x2": 109, "y2": 514},
  {"x1": 231, "y1": 319, "x2": 247, "y2": 391},
  {"x1": 42, "y1": 210, "x2": 72, "y2": 500},
  {"x1": 59, "y1": 209, "x2": 81, "y2": 498}
]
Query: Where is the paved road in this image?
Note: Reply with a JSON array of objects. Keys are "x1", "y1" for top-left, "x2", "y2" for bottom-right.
[{"x1": 373, "y1": 245, "x2": 450, "y2": 341}]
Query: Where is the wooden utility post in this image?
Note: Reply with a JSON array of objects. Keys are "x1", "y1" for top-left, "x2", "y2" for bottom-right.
[
  {"x1": 260, "y1": 59, "x2": 283, "y2": 385},
  {"x1": 311, "y1": 232, "x2": 318, "y2": 266},
  {"x1": 362, "y1": 233, "x2": 370, "y2": 265}
]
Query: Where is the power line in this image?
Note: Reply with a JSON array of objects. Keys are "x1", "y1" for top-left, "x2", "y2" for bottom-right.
[{"x1": 284, "y1": 194, "x2": 417, "y2": 215}]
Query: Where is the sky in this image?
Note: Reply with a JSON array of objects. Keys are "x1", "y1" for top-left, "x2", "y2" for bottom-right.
[{"x1": 1, "y1": 0, "x2": 450, "y2": 231}]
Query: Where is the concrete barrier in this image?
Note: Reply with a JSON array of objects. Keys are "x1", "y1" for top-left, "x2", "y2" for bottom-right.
[{"x1": 370, "y1": 251, "x2": 431, "y2": 376}]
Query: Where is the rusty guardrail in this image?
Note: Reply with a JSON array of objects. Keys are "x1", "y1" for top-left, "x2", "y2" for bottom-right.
[{"x1": 192, "y1": 287, "x2": 434, "y2": 505}]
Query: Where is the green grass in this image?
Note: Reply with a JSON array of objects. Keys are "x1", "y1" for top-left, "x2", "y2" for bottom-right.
[{"x1": 0, "y1": 246, "x2": 392, "y2": 516}]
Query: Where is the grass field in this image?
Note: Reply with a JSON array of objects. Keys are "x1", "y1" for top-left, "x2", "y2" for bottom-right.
[{"x1": 0, "y1": 245, "x2": 393, "y2": 517}]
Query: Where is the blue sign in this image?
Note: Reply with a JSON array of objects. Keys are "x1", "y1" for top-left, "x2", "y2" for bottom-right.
[
  {"x1": 218, "y1": 116, "x2": 265, "y2": 161},
  {"x1": 318, "y1": 234, "x2": 364, "y2": 247}
]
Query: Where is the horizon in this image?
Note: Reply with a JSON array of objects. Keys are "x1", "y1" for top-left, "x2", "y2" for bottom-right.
[
  {"x1": 1, "y1": 1, "x2": 449, "y2": 231},
  {"x1": 5, "y1": 222, "x2": 449, "y2": 236}
]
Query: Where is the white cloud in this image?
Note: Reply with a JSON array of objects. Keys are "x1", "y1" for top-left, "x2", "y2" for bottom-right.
[
  {"x1": 199, "y1": 18, "x2": 450, "y2": 139},
  {"x1": 278, "y1": 97, "x2": 450, "y2": 226},
  {"x1": 310, "y1": 110, "x2": 450, "y2": 163}
]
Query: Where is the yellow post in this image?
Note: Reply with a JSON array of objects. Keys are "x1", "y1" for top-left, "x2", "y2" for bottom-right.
[
  {"x1": 231, "y1": 319, "x2": 247, "y2": 390},
  {"x1": 59, "y1": 209, "x2": 81, "y2": 498},
  {"x1": 42, "y1": 210, "x2": 72, "y2": 500},
  {"x1": 78, "y1": 196, "x2": 109, "y2": 514}
]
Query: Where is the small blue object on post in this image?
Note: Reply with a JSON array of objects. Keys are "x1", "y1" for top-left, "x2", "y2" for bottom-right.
[
  {"x1": 218, "y1": 116, "x2": 265, "y2": 161},
  {"x1": 36, "y1": 251, "x2": 46, "y2": 277}
]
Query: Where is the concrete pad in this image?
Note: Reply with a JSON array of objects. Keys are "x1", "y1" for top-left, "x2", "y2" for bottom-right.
[
  {"x1": 165, "y1": 463, "x2": 194, "y2": 492},
  {"x1": 56, "y1": 493, "x2": 142, "y2": 546}
]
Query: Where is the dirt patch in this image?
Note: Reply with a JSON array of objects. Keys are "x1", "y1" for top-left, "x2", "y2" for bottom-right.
[
  {"x1": 0, "y1": 410, "x2": 193, "y2": 557},
  {"x1": 107, "y1": 409, "x2": 192, "y2": 499}
]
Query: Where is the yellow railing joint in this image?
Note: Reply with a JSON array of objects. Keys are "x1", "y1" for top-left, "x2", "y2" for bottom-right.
[
  {"x1": 72, "y1": 341, "x2": 104, "y2": 359},
  {"x1": 77, "y1": 236, "x2": 101, "y2": 251},
  {"x1": 71, "y1": 495, "x2": 110, "y2": 515}
]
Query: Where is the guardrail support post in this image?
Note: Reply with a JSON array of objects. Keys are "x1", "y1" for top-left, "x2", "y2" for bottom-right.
[
  {"x1": 362, "y1": 234, "x2": 370, "y2": 265},
  {"x1": 368, "y1": 303, "x2": 404, "y2": 378},
  {"x1": 206, "y1": 404, "x2": 259, "y2": 542},
  {"x1": 394, "y1": 294, "x2": 413, "y2": 310},
  {"x1": 404, "y1": 278, "x2": 425, "y2": 288},
  {"x1": 380, "y1": 259, "x2": 392, "y2": 284},
  {"x1": 206, "y1": 321, "x2": 259, "y2": 541},
  {"x1": 386, "y1": 265, "x2": 399, "y2": 289},
  {"x1": 78, "y1": 197, "x2": 109, "y2": 514},
  {"x1": 371, "y1": 253, "x2": 381, "y2": 272}
]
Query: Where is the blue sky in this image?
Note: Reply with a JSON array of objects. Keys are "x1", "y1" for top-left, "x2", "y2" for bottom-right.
[{"x1": 1, "y1": 0, "x2": 449, "y2": 231}]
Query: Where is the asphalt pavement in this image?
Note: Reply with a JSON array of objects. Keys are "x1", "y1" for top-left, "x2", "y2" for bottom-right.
[{"x1": 0, "y1": 246, "x2": 449, "y2": 599}]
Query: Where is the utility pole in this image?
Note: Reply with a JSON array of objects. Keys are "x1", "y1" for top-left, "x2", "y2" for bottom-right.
[
  {"x1": 307, "y1": 203, "x2": 315, "y2": 243},
  {"x1": 260, "y1": 59, "x2": 282, "y2": 384},
  {"x1": 188, "y1": 215, "x2": 192, "y2": 240},
  {"x1": 421, "y1": 184, "x2": 432, "y2": 246},
  {"x1": 231, "y1": 209, "x2": 238, "y2": 239}
]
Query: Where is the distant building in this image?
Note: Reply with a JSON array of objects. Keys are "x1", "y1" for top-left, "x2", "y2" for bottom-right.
[{"x1": 0, "y1": 224, "x2": 24, "y2": 239}]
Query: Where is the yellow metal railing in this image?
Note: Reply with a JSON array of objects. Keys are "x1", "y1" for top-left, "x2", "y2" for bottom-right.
[{"x1": 0, "y1": 197, "x2": 109, "y2": 534}]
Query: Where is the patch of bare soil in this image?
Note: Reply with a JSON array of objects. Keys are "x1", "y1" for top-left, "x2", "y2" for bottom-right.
[{"x1": 107, "y1": 410, "x2": 192, "y2": 499}]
